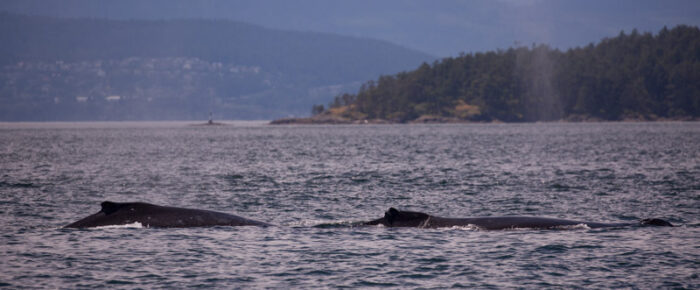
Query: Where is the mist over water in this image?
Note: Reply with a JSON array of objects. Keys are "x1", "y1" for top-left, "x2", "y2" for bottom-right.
[
  {"x1": 515, "y1": 45, "x2": 563, "y2": 121},
  {"x1": 1, "y1": 122, "x2": 698, "y2": 288}
]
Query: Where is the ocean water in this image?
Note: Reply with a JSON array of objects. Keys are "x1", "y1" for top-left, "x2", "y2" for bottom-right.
[{"x1": 0, "y1": 121, "x2": 698, "y2": 288}]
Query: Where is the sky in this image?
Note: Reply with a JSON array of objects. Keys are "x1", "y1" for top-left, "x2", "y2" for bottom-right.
[{"x1": 1, "y1": 0, "x2": 699, "y2": 57}]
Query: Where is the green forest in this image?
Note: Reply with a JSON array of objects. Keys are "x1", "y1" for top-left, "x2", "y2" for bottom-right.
[{"x1": 322, "y1": 26, "x2": 700, "y2": 122}]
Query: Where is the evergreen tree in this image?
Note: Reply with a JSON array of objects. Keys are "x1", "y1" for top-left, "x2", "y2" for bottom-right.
[{"x1": 326, "y1": 26, "x2": 700, "y2": 122}]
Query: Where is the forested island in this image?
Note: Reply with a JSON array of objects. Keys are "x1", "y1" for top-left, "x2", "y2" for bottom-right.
[{"x1": 273, "y1": 25, "x2": 699, "y2": 124}]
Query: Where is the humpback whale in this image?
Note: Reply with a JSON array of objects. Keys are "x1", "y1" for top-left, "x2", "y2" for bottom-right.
[
  {"x1": 64, "y1": 201, "x2": 270, "y2": 228},
  {"x1": 363, "y1": 208, "x2": 673, "y2": 229}
]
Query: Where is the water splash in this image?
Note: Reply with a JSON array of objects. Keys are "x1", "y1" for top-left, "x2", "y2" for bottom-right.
[{"x1": 94, "y1": 222, "x2": 145, "y2": 229}]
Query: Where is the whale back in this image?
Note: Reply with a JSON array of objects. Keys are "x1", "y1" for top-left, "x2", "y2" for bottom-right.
[
  {"x1": 65, "y1": 201, "x2": 269, "y2": 228},
  {"x1": 100, "y1": 201, "x2": 157, "y2": 215},
  {"x1": 363, "y1": 208, "x2": 675, "y2": 229},
  {"x1": 101, "y1": 201, "x2": 133, "y2": 215},
  {"x1": 640, "y1": 218, "x2": 673, "y2": 227}
]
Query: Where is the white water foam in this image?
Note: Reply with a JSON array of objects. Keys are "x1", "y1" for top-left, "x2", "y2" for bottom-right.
[
  {"x1": 288, "y1": 219, "x2": 350, "y2": 227},
  {"x1": 94, "y1": 222, "x2": 145, "y2": 229},
  {"x1": 553, "y1": 223, "x2": 591, "y2": 230},
  {"x1": 446, "y1": 224, "x2": 482, "y2": 231},
  {"x1": 441, "y1": 223, "x2": 591, "y2": 231}
]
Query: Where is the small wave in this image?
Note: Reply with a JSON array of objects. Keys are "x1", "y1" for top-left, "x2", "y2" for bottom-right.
[
  {"x1": 224, "y1": 174, "x2": 244, "y2": 180},
  {"x1": 0, "y1": 181, "x2": 38, "y2": 188},
  {"x1": 310, "y1": 220, "x2": 366, "y2": 228},
  {"x1": 106, "y1": 280, "x2": 136, "y2": 285},
  {"x1": 535, "y1": 244, "x2": 570, "y2": 254},
  {"x1": 94, "y1": 222, "x2": 145, "y2": 229}
]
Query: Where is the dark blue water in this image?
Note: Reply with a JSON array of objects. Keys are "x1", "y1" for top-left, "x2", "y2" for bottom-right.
[{"x1": 1, "y1": 122, "x2": 698, "y2": 288}]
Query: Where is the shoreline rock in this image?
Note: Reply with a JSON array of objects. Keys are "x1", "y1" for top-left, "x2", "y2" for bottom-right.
[
  {"x1": 270, "y1": 114, "x2": 699, "y2": 125},
  {"x1": 269, "y1": 115, "x2": 352, "y2": 125}
]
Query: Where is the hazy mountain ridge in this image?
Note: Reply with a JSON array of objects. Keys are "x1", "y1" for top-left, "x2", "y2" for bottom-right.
[{"x1": 0, "y1": 13, "x2": 433, "y2": 121}]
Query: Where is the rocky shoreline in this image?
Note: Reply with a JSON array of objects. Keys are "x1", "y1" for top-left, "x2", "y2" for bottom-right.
[{"x1": 270, "y1": 114, "x2": 699, "y2": 125}]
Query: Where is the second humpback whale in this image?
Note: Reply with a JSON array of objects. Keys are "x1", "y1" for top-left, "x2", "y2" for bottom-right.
[
  {"x1": 64, "y1": 201, "x2": 270, "y2": 228},
  {"x1": 363, "y1": 208, "x2": 673, "y2": 229}
]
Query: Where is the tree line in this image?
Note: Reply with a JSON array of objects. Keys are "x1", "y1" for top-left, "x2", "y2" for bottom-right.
[{"x1": 322, "y1": 25, "x2": 700, "y2": 122}]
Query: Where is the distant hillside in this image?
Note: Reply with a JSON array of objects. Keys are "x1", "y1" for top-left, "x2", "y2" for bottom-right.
[
  {"x1": 313, "y1": 26, "x2": 699, "y2": 123},
  {"x1": 0, "y1": 13, "x2": 433, "y2": 121}
]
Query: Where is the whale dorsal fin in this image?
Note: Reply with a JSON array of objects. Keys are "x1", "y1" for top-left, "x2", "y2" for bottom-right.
[
  {"x1": 384, "y1": 207, "x2": 429, "y2": 226},
  {"x1": 101, "y1": 201, "x2": 126, "y2": 215},
  {"x1": 384, "y1": 207, "x2": 400, "y2": 224}
]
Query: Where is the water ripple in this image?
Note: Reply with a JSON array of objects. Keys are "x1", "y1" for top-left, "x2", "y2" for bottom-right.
[{"x1": 0, "y1": 122, "x2": 698, "y2": 288}]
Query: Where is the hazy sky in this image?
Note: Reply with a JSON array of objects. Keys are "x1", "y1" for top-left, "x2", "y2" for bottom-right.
[{"x1": 1, "y1": 0, "x2": 699, "y2": 57}]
